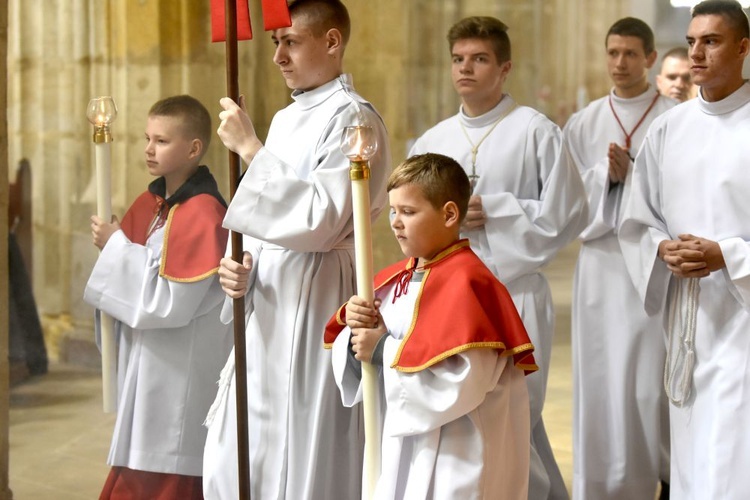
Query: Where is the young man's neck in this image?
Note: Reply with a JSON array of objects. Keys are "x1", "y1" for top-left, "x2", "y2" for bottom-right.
[
  {"x1": 295, "y1": 69, "x2": 343, "y2": 93},
  {"x1": 613, "y1": 79, "x2": 651, "y2": 99},
  {"x1": 461, "y1": 94, "x2": 504, "y2": 118},
  {"x1": 700, "y1": 76, "x2": 746, "y2": 102}
]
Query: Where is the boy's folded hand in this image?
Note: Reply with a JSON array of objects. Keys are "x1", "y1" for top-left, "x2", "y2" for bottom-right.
[
  {"x1": 91, "y1": 215, "x2": 121, "y2": 250},
  {"x1": 345, "y1": 296, "x2": 381, "y2": 329},
  {"x1": 350, "y1": 311, "x2": 388, "y2": 363}
]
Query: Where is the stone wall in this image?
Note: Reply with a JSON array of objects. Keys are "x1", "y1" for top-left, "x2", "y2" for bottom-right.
[
  {"x1": 6, "y1": 0, "x2": 634, "y2": 363},
  {"x1": 1, "y1": 1, "x2": 11, "y2": 497}
]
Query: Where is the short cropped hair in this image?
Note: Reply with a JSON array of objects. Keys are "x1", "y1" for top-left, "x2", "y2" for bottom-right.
[
  {"x1": 148, "y1": 95, "x2": 212, "y2": 150},
  {"x1": 692, "y1": 0, "x2": 750, "y2": 40},
  {"x1": 606, "y1": 17, "x2": 655, "y2": 56},
  {"x1": 662, "y1": 46, "x2": 689, "y2": 61},
  {"x1": 387, "y1": 153, "x2": 471, "y2": 222},
  {"x1": 447, "y1": 16, "x2": 511, "y2": 64},
  {"x1": 289, "y1": 0, "x2": 351, "y2": 44},
  {"x1": 660, "y1": 46, "x2": 689, "y2": 70}
]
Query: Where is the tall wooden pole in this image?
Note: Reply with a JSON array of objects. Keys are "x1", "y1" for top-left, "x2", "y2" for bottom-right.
[{"x1": 224, "y1": 1, "x2": 251, "y2": 498}]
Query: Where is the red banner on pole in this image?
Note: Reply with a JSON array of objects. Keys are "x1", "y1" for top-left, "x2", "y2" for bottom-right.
[
  {"x1": 211, "y1": 0, "x2": 252, "y2": 41},
  {"x1": 261, "y1": 0, "x2": 292, "y2": 31}
]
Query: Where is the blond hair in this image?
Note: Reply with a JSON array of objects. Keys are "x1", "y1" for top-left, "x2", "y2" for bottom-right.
[
  {"x1": 148, "y1": 95, "x2": 212, "y2": 153},
  {"x1": 387, "y1": 153, "x2": 470, "y2": 221}
]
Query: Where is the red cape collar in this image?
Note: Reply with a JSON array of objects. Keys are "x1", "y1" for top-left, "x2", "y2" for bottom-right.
[
  {"x1": 120, "y1": 191, "x2": 228, "y2": 282},
  {"x1": 325, "y1": 240, "x2": 537, "y2": 374}
]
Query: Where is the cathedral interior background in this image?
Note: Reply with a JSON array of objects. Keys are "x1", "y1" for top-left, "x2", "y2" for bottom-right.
[{"x1": 1, "y1": 0, "x2": 748, "y2": 498}]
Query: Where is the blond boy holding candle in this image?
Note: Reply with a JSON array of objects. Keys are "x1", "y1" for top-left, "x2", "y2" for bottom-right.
[
  {"x1": 327, "y1": 153, "x2": 536, "y2": 500},
  {"x1": 84, "y1": 94, "x2": 233, "y2": 499}
]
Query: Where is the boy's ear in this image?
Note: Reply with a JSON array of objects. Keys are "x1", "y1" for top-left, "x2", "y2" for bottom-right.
[
  {"x1": 188, "y1": 138, "x2": 203, "y2": 159},
  {"x1": 326, "y1": 28, "x2": 343, "y2": 53},
  {"x1": 443, "y1": 201, "x2": 460, "y2": 227}
]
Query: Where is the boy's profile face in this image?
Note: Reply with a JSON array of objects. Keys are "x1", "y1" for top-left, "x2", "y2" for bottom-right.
[
  {"x1": 144, "y1": 115, "x2": 199, "y2": 181},
  {"x1": 271, "y1": 16, "x2": 336, "y2": 91},
  {"x1": 389, "y1": 183, "x2": 454, "y2": 261}
]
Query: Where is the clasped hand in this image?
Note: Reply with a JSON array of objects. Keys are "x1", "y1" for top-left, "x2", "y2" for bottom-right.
[
  {"x1": 658, "y1": 233, "x2": 726, "y2": 278},
  {"x1": 345, "y1": 296, "x2": 387, "y2": 363},
  {"x1": 608, "y1": 143, "x2": 631, "y2": 184},
  {"x1": 463, "y1": 195, "x2": 487, "y2": 230}
]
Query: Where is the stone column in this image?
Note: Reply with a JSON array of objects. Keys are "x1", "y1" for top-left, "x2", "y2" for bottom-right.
[{"x1": 1, "y1": 2, "x2": 13, "y2": 499}]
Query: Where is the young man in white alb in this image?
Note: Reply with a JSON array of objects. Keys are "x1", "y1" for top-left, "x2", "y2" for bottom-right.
[
  {"x1": 620, "y1": 1, "x2": 750, "y2": 498},
  {"x1": 563, "y1": 16, "x2": 675, "y2": 500},
  {"x1": 201, "y1": 1, "x2": 390, "y2": 498},
  {"x1": 410, "y1": 16, "x2": 588, "y2": 500}
]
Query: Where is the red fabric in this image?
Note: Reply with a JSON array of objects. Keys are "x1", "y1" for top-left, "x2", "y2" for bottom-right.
[
  {"x1": 119, "y1": 192, "x2": 161, "y2": 246},
  {"x1": 324, "y1": 240, "x2": 538, "y2": 374},
  {"x1": 261, "y1": 0, "x2": 292, "y2": 30},
  {"x1": 211, "y1": 0, "x2": 253, "y2": 42},
  {"x1": 100, "y1": 466, "x2": 203, "y2": 500},
  {"x1": 120, "y1": 192, "x2": 228, "y2": 282}
]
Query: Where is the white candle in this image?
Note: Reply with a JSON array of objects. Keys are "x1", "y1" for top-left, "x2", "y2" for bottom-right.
[
  {"x1": 342, "y1": 124, "x2": 381, "y2": 498},
  {"x1": 95, "y1": 140, "x2": 118, "y2": 414},
  {"x1": 351, "y1": 176, "x2": 382, "y2": 498}
]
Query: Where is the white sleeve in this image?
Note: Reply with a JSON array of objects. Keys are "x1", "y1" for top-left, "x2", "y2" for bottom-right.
[
  {"x1": 223, "y1": 106, "x2": 389, "y2": 253},
  {"x1": 563, "y1": 114, "x2": 622, "y2": 241},
  {"x1": 83, "y1": 230, "x2": 221, "y2": 329},
  {"x1": 382, "y1": 342, "x2": 508, "y2": 437},
  {"x1": 619, "y1": 129, "x2": 672, "y2": 315},
  {"x1": 480, "y1": 120, "x2": 588, "y2": 281},
  {"x1": 331, "y1": 325, "x2": 366, "y2": 407},
  {"x1": 718, "y1": 237, "x2": 750, "y2": 307}
]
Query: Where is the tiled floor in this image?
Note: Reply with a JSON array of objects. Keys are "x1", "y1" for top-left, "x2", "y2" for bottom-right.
[{"x1": 8, "y1": 243, "x2": 581, "y2": 499}]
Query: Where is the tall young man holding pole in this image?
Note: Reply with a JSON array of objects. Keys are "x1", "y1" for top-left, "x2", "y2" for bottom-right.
[{"x1": 202, "y1": 1, "x2": 390, "y2": 498}]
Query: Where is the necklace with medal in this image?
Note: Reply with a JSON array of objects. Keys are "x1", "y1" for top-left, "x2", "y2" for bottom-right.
[{"x1": 459, "y1": 102, "x2": 518, "y2": 191}]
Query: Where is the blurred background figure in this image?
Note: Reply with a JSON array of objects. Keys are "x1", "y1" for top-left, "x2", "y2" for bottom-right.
[{"x1": 656, "y1": 47, "x2": 697, "y2": 102}]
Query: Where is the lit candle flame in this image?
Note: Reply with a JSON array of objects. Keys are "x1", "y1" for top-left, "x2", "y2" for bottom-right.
[
  {"x1": 340, "y1": 125, "x2": 377, "y2": 162},
  {"x1": 87, "y1": 96, "x2": 118, "y2": 128}
]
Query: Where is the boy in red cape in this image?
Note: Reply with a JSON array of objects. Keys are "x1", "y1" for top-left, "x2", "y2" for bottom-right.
[
  {"x1": 84, "y1": 95, "x2": 233, "y2": 499},
  {"x1": 325, "y1": 153, "x2": 537, "y2": 499}
]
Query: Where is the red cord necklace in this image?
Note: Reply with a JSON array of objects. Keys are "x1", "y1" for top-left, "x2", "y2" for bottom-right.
[{"x1": 608, "y1": 91, "x2": 660, "y2": 150}]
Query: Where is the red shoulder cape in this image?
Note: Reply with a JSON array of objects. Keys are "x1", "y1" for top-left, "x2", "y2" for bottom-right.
[
  {"x1": 324, "y1": 240, "x2": 537, "y2": 374},
  {"x1": 119, "y1": 192, "x2": 228, "y2": 282}
]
